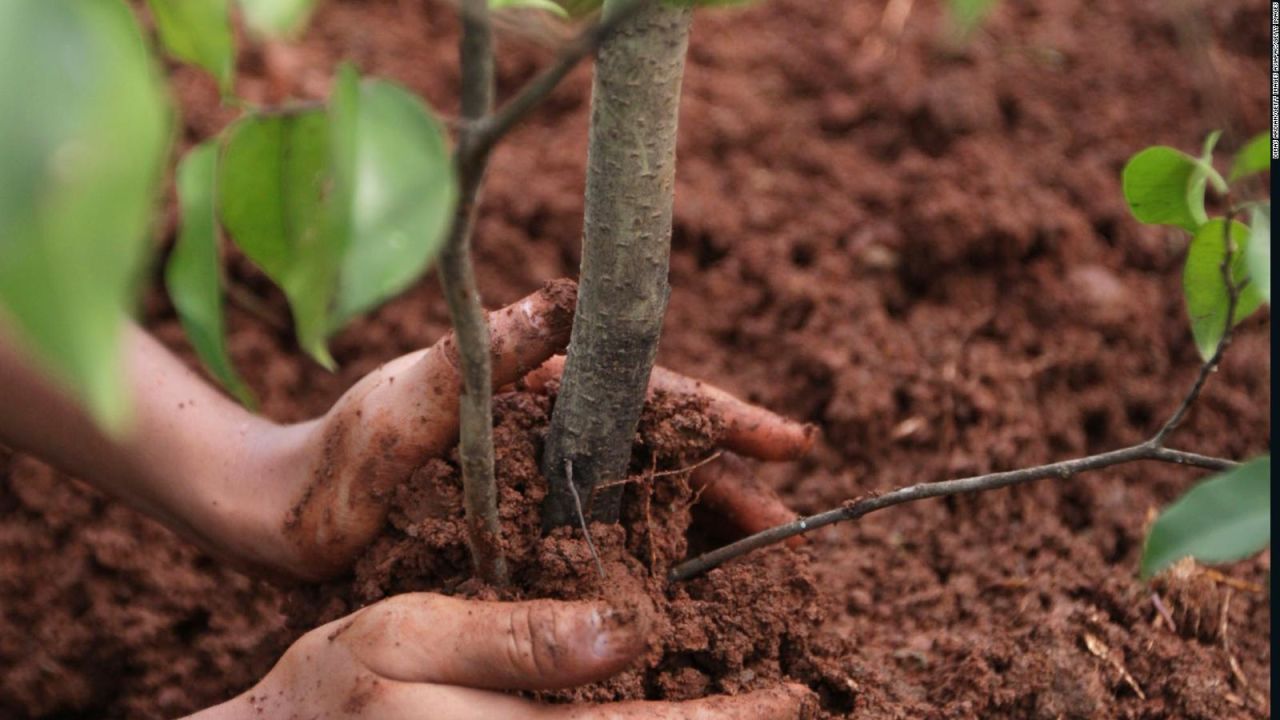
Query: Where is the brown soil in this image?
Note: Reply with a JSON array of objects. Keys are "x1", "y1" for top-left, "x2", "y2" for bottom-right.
[
  {"x1": 0, "y1": 0, "x2": 1271, "y2": 717},
  {"x1": 284, "y1": 386, "x2": 855, "y2": 710}
]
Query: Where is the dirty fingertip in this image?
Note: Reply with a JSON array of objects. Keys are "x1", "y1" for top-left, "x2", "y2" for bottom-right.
[{"x1": 585, "y1": 600, "x2": 649, "y2": 665}]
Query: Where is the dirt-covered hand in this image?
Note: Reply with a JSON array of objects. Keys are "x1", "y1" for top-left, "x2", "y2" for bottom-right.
[
  {"x1": 271, "y1": 280, "x2": 815, "y2": 582},
  {"x1": 186, "y1": 593, "x2": 812, "y2": 720},
  {"x1": 274, "y1": 281, "x2": 580, "y2": 581}
]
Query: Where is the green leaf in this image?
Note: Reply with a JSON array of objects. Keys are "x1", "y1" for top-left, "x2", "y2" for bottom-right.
[
  {"x1": 1229, "y1": 132, "x2": 1270, "y2": 182},
  {"x1": 146, "y1": 0, "x2": 235, "y2": 93},
  {"x1": 236, "y1": 0, "x2": 318, "y2": 38},
  {"x1": 216, "y1": 69, "x2": 456, "y2": 366},
  {"x1": 1183, "y1": 218, "x2": 1264, "y2": 360},
  {"x1": 1141, "y1": 456, "x2": 1271, "y2": 579},
  {"x1": 0, "y1": 0, "x2": 171, "y2": 430},
  {"x1": 1195, "y1": 130, "x2": 1228, "y2": 196},
  {"x1": 491, "y1": 0, "x2": 570, "y2": 16},
  {"x1": 166, "y1": 143, "x2": 255, "y2": 406},
  {"x1": 218, "y1": 110, "x2": 340, "y2": 368},
  {"x1": 1122, "y1": 146, "x2": 1210, "y2": 232},
  {"x1": 326, "y1": 63, "x2": 360, "y2": 283},
  {"x1": 328, "y1": 76, "x2": 457, "y2": 329},
  {"x1": 1247, "y1": 205, "x2": 1270, "y2": 304}
]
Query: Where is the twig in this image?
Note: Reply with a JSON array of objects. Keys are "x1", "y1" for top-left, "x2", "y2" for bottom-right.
[
  {"x1": 1083, "y1": 632, "x2": 1146, "y2": 700},
  {"x1": 651, "y1": 450, "x2": 722, "y2": 479},
  {"x1": 1151, "y1": 592, "x2": 1178, "y2": 633},
  {"x1": 469, "y1": 0, "x2": 651, "y2": 161},
  {"x1": 670, "y1": 210, "x2": 1249, "y2": 582},
  {"x1": 1220, "y1": 589, "x2": 1250, "y2": 691},
  {"x1": 1152, "y1": 204, "x2": 1240, "y2": 446},
  {"x1": 670, "y1": 442, "x2": 1235, "y2": 580},
  {"x1": 442, "y1": 0, "x2": 507, "y2": 586},
  {"x1": 592, "y1": 450, "x2": 722, "y2": 492},
  {"x1": 566, "y1": 460, "x2": 606, "y2": 579},
  {"x1": 1202, "y1": 568, "x2": 1265, "y2": 594}
]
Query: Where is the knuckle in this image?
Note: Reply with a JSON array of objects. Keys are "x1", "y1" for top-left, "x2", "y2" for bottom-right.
[
  {"x1": 505, "y1": 602, "x2": 570, "y2": 679},
  {"x1": 350, "y1": 593, "x2": 436, "y2": 647}
]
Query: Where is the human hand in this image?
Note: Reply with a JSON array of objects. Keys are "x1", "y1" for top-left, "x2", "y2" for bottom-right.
[
  {"x1": 187, "y1": 593, "x2": 813, "y2": 719},
  {"x1": 260, "y1": 280, "x2": 814, "y2": 582}
]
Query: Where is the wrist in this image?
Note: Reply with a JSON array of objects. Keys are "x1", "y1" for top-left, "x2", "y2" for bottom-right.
[{"x1": 191, "y1": 416, "x2": 319, "y2": 580}]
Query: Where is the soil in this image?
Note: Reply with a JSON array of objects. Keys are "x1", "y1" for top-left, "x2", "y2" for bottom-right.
[{"x1": 0, "y1": 0, "x2": 1271, "y2": 717}]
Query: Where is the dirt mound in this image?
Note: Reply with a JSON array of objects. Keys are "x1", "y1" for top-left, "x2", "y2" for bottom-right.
[{"x1": 283, "y1": 387, "x2": 861, "y2": 713}]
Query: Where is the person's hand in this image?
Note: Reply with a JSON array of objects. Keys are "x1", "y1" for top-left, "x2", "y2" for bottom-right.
[
  {"x1": 258, "y1": 279, "x2": 815, "y2": 581},
  {"x1": 187, "y1": 593, "x2": 813, "y2": 720}
]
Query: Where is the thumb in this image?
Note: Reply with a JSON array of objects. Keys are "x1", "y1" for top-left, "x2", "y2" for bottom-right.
[
  {"x1": 350, "y1": 278, "x2": 579, "y2": 461},
  {"x1": 342, "y1": 593, "x2": 650, "y2": 691}
]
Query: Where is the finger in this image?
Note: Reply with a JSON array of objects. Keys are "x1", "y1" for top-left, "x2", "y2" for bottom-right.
[
  {"x1": 339, "y1": 593, "x2": 648, "y2": 692},
  {"x1": 647, "y1": 366, "x2": 816, "y2": 461},
  {"x1": 519, "y1": 357, "x2": 817, "y2": 461},
  {"x1": 361, "y1": 682, "x2": 812, "y2": 720},
  {"x1": 359, "y1": 278, "x2": 578, "y2": 459},
  {"x1": 336, "y1": 682, "x2": 550, "y2": 720},
  {"x1": 517, "y1": 354, "x2": 564, "y2": 393},
  {"x1": 558, "y1": 684, "x2": 815, "y2": 720},
  {"x1": 691, "y1": 453, "x2": 804, "y2": 548}
]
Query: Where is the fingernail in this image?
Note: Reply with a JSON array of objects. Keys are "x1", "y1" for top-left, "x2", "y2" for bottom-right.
[{"x1": 588, "y1": 606, "x2": 639, "y2": 660}]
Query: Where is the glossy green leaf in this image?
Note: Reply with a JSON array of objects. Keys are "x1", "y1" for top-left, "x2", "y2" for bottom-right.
[
  {"x1": 326, "y1": 63, "x2": 360, "y2": 284},
  {"x1": 1141, "y1": 456, "x2": 1271, "y2": 579},
  {"x1": 1183, "y1": 218, "x2": 1264, "y2": 360},
  {"x1": 146, "y1": 0, "x2": 235, "y2": 93},
  {"x1": 1122, "y1": 146, "x2": 1213, "y2": 232},
  {"x1": 216, "y1": 69, "x2": 456, "y2": 367},
  {"x1": 492, "y1": 0, "x2": 570, "y2": 16},
  {"x1": 1247, "y1": 205, "x2": 1270, "y2": 303},
  {"x1": 237, "y1": 0, "x2": 318, "y2": 38},
  {"x1": 218, "y1": 110, "x2": 340, "y2": 368},
  {"x1": 328, "y1": 76, "x2": 457, "y2": 328},
  {"x1": 166, "y1": 143, "x2": 255, "y2": 406},
  {"x1": 1229, "y1": 132, "x2": 1271, "y2": 182},
  {"x1": 0, "y1": 0, "x2": 170, "y2": 430}
]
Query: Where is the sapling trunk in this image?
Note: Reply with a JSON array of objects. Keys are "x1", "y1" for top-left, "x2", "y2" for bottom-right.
[{"x1": 542, "y1": 0, "x2": 692, "y2": 528}]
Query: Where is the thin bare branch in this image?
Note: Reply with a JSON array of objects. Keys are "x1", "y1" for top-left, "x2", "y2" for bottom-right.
[
  {"x1": 470, "y1": 0, "x2": 651, "y2": 160},
  {"x1": 670, "y1": 441, "x2": 1237, "y2": 581},
  {"x1": 671, "y1": 202, "x2": 1251, "y2": 582},
  {"x1": 441, "y1": 0, "x2": 506, "y2": 586}
]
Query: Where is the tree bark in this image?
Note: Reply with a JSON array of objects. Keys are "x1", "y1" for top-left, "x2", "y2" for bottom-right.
[
  {"x1": 438, "y1": 0, "x2": 507, "y2": 585},
  {"x1": 542, "y1": 0, "x2": 692, "y2": 528}
]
